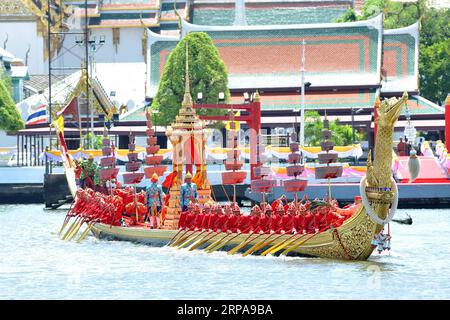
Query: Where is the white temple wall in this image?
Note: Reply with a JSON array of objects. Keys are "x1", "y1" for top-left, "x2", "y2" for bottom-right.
[{"x1": 0, "y1": 20, "x2": 45, "y2": 74}]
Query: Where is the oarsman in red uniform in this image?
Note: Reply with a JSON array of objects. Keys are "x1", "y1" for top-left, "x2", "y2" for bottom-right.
[
  {"x1": 269, "y1": 205, "x2": 284, "y2": 234},
  {"x1": 183, "y1": 203, "x2": 197, "y2": 230},
  {"x1": 260, "y1": 202, "x2": 268, "y2": 212},
  {"x1": 221, "y1": 203, "x2": 233, "y2": 233},
  {"x1": 281, "y1": 204, "x2": 296, "y2": 234},
  {"x1": 192, "y1": 204, "x2": 205, "y2": 231},
  {"x1": 226, "y1": 206, "x2": 241, "y2": 234},
  {"x1": 333, "y1": 196, "x2": 361, "y2": 221},
  {"x1": 178, "y1": 202, "x2": 194, "y2": 229},
  {"x1": 326, "y1": 209, "x2": 345, "y2": 229},
  {"x1": 231, "y1": 202, "x2": 241, "y2": 215},
  {"x1": 311, "y1": 208, "x2": 322, "y2": 233},
  {"x1": 253, "y1": 206, "x2": 271, "y2": 234},
  {"x1": 249, "y1": 205, "x2": 262, "y2": 233},
  {"x1": 223, "y1": 203, "x2": 232, "y2": 216},
  {"x1": 200, "y1": 203, "x2": 212, "y2": 231},
  {"x1": 207, "y1": 204, "x2": 220, "y2": 231},
  {"x1": 237, "y1": 212, "x2": 251, "y2": 234},
  {"x1": 303, "y1": 205, "x2": 315, "y2": 233},
  {"x1": 271, "y1": 195, "x2": 288, "y2": 212},
  {"x1": 317, "y1": 206, "x2": 332, "y2": 231},
  {"x1": 294, "y1": 204, "x2": 307, "y2": 234},
  {"x1": 304, "y1": 198, "x2": 313, "y2": 211},
  {"x1": 213, "y1": 205, "x2": 228, "y2": 233}
]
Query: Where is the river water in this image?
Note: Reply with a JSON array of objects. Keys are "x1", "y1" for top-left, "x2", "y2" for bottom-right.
[{"x1": 0, "y1": 204, "x2": 449, "y2": 300}]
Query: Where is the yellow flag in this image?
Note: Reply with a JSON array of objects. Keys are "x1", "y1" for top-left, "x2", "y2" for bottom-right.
[
  {"x1": 53, "y1": 115, "x2": 65, "y2": 135},
  {"x1": 225, "y1": 111, "x2": 240, "y2": 132}
]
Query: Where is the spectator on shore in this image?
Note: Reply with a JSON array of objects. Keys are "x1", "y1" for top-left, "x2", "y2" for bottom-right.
[
  {"x1": 417, "y1": 144, "x2": 423, "y2": 156},
  {"x1": 405, "y1": 137, "x2": 412, "y2": 156},
  {"x1": 397, "y1": 138, "x2": 406, "y2": 156}
]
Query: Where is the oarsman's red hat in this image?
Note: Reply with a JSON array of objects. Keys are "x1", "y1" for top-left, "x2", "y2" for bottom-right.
[{"x1": 251, "y1": 205, "x2": 261, "y2": 214}]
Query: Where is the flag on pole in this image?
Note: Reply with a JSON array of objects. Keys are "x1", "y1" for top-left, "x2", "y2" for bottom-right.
[
  {"x1": 52, "y1": 115, "x2": 65, "y2": 135},
  {"x1": 26, "y1": 104, "x2": 47, "y2": 125}
]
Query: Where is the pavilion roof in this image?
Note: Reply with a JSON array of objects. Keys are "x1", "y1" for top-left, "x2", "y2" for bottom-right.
[
  {"x1": 402, "y1": 96, "x2": 445, "y2": 115},
  {"x1": 229, "y1": 89, "x2": 378, "y2": 111},
  {"x1": 117, "y1": 90, "x2": 444, "y2": 123},
  {"x1": 17, "y1": 62, "x2": 146, "y2": 117},
  {"x1": 15, "y1": 65, "x2": 134, "y2": 122}
]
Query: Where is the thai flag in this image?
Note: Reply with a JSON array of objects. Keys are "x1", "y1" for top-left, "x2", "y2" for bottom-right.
[{"x1": 26, "y1": 104, "x2": 47, "y2": 125}]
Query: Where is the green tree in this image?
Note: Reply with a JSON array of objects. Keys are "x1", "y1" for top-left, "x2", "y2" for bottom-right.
[
  {"x1": 0, "y1": 77, "x2": 24, "y2": 133},
  {"x1": 82, "y1": 132, "x2": 104, "y2": 150},
  {"x1": 0, "y1": 68, "x2": 12, "y2": 92},
  {"x1": 335, "y1": 0, "x2": 450, "y2": 104},
  {"x1": 151, "y1": 32, "x2": 229, "y2": 125},
  {"x1": 420, "y1": 39, "x2": 450, "y2": 105},
  {"x1": 304, "y1": 111, "x2": 359, "y2": 146}
]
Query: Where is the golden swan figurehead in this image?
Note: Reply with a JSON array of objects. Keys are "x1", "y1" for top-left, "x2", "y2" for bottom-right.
[{"x1": 376, "y1": 91, "x2": 408, "y2": 128}]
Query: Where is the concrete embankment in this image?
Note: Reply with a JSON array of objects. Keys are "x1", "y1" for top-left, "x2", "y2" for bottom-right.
[
  {"x1": 1, "y1": 167, "x2": 450, "y2": 208},
  {"x1": 0, "y1": 183, "x2": 43, "y2": 204}
]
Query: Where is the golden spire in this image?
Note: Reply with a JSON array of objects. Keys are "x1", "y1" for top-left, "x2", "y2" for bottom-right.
[
  {"x1": 170, "y1": 40, "x2": 201, "y2": 130},
  {"x1": 182, "y1": 41, "x2": 193, "y2": 107}
]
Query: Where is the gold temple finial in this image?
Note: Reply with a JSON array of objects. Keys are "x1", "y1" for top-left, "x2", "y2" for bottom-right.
[
  {"x1": 185, "y1": 42, "x2": 190, "y2": 95},
  {"x1": 181, "y1": 41, "x2": 193, "y2": 107}
]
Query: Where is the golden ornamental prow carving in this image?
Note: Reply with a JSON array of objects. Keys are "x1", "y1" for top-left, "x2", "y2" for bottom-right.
[
  {"x1": 368, "y1": 92, "x2": 408, "y2": 188},
  {"x1": 376, "y1": 91, "x2": 408, "y2": 128}
]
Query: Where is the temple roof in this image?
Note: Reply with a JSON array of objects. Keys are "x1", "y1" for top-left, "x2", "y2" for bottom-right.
[
  {"x1": 191, "y1": 0, "x2": 353, "y2": 26},
  {"x1": 148, "y1": 15, "x2": 383, "y2": 92},
  {"x1": 24, "y1": 74, "x2": 68, "y2": 94},
  {"x1": 0, "y1": 0, "x2": 35, "y2": 19},
  {"x1": 381, "y1": 22, "x2": 419, "y2": 93},
  {"x1": 16, "y1": 63, "x2": 147, "y2": 120},
  {"x1": 100, "y1": 0, "x2": 160, "y2": 10},
  {"x1": 61, "y1": 0, "x2": 189, "y2": 28},
  {"x1": 147, "y1": 16, "x2": 425, "y2": 97},
  {"x1": 89, "y1": 12, "x2": 159, "y2": 28}
]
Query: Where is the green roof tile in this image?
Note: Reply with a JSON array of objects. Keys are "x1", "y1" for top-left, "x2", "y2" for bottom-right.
[{"x1": 191, "y1": 7, "x2": 349, "y2": 26}]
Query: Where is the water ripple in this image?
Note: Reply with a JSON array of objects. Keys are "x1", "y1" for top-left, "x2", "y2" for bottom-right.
[{"x1": 0, "y1": 204, "x2": 449, "y2": 299}]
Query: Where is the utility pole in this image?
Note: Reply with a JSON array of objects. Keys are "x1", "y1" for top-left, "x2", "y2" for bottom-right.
[
  {"x1": 47, "y1": 0, "x2": 89, "y2": 150},
  {"x1": 300, "y1": 39, "x2": 306, "y2": 149}
]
